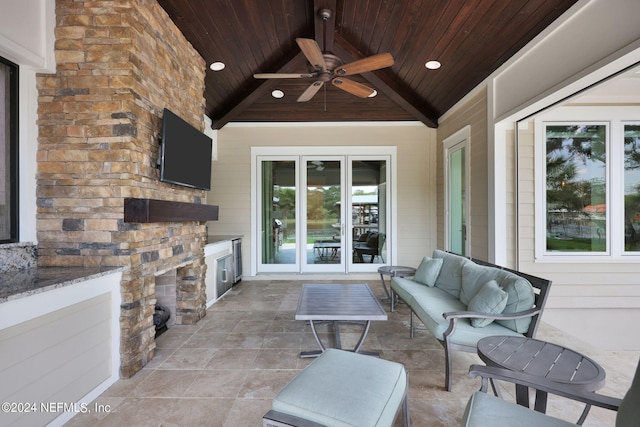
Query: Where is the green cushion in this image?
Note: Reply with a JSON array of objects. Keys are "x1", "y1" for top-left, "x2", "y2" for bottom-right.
[
  {"x1": 272, "y1": 349, "x2": 407, "y2": 427},
  {"x1": 462, "y1": 391, "x2": 575, "y2": 427},
  {"x1": 412, "y1": 299, "x2": 521, "y2": 345},
  {"x1": 413, "y1": 256, "x2": 443, "y2": 287},
  {"x1": 467, "y1": 280, "x2": 508, "y2": 327},
  {"x1": 460, "y1": 263, "x2": 504, "y2": 305},
  {"x1": 461, "y1": 262, "x2": 535, "y2": 333},
  {"x1": 432, "y1": 250, "x2": 471, "y2": 298},
  {"x1": 410, "y1": 291, "x2": 467, "y2": 337}
]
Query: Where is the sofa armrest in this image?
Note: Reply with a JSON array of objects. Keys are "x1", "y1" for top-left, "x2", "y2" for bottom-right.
[
  {"x1": 467, "y1": 364, "x2": 622, "y2": 411},
  {"x1": 442, "y1": 308, "x2": 542, "y2": 345},
  {"x1": 443, "y1": 307, "x2": 541, "y2": 322}
]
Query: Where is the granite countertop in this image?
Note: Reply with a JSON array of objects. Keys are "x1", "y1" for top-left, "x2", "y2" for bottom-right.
[
  {"x1": 0, "y1": 266, "x2": 124, "y2": 303},
  {"x1": 0, "y1": 236, "x2": 237, "y2": 303}
]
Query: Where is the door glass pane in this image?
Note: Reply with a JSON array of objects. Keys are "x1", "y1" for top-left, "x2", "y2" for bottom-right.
[
  {"x1": 306, "y1": 160, "x2": 342, "y2": 265},
  {"x1": 449, "y1": 147, "x2": 466, "y2": 255},
  {"x1": 545, "y1": 124, "x2": 607, "y2": 252},
  {"x1": 261, "y1": 160, "x2": 296, "y2": 264},
  {"x1": 624, "y1": 123, "x2": 640, "y2": 252},
  {"x1": 352, "y1": 160, "x2": 386, "y2": 264}
]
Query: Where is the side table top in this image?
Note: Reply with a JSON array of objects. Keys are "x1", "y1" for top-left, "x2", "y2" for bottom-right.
[{"x1": 477, "y1": 336, "x2": 606, "y2": 391}]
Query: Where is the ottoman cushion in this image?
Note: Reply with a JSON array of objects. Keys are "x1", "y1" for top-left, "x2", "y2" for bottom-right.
[{"x1": 271, "y1": 349, "x2": 407, "y2": 427}]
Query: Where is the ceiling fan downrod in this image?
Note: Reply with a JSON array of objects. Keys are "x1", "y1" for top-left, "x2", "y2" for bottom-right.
[{"x1": 318, "y1": 8, "x2": 331, "y2": 53}]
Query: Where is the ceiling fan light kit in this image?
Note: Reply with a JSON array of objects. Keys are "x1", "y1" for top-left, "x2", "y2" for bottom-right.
[{"x1": 253, "y1": 8, "x2": 394, "y2": 103}]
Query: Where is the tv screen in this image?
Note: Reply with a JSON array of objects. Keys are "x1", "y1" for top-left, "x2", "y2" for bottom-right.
[{"x1": 159, "y1": 108, "x2": 212, "y2": 190}]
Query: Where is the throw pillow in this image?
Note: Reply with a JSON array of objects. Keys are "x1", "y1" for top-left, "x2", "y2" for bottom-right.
[
  {"x1": 467, "y1": 280, "x2": 508, "y2": 327},
  {"x1": 414, "y1": 256, "x2": 443, "y2": 287}
]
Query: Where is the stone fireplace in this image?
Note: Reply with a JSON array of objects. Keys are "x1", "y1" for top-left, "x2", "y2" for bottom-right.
[{"x1": 36, "y1": 0, "x2": 209, "y2": 377}]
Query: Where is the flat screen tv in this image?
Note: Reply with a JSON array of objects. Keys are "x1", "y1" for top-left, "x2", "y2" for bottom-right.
[{"x1": 159, "y1": 108, "x2": 212, "y2": 190}]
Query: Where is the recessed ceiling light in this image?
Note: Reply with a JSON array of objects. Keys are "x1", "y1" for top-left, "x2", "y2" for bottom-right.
[
  {"x1": 272, "y1": 89, "x2": 285, "y2": 99},
  {"x1": 425, "y1": 60, "x2": 441, "y2": 70},
  {"x1": 368, "y1": 90, "x2": 378, "y2": 98},
  {"x1": 209, "y1": 61, "x2": 225, "y2": 71}
]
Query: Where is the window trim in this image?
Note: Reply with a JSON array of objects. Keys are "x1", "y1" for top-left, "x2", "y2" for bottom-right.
[
  {"x1": 535, "y1": 109, "x2": 640, "y2": 262},
  {"x1": 250, "y1": 145, "x2": 398, "y2": 276},
  {"x1": 0, "y1": 56, "x2": 18, "y2": 244}
]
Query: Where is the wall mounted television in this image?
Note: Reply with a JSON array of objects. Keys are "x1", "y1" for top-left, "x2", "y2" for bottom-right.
[{"x1": 159, "y1": 108, "x2": 212, "y2": 191}]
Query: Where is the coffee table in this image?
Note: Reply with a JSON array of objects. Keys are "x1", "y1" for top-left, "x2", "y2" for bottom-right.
[
  {"x1": 477, "y1": 335, "x2": 606, "y2": 424},
  {"x1": 295, "y1": 283, "x2": 387, "y2": 358},
  {"x1": 313, "y1": 241, "x2": 341, "y2": 261}
]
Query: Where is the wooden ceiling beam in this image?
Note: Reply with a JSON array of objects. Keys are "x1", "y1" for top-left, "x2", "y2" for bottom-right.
[
  {"x1": 211, "y1": 52, "x2": 307, "y2": 129},
  {"x1": 333, "y1": 33, "x2": 439, "y2": 128}
]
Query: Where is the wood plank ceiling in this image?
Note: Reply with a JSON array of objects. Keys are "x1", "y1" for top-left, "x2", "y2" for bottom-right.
[{"x1": 157, "y1": 0, "x2": 579, "y2": 129}]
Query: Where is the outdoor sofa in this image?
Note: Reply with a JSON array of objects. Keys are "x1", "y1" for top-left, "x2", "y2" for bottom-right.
[{"x1": 390, "y1": 250, "x2": 552, "y2": 391}]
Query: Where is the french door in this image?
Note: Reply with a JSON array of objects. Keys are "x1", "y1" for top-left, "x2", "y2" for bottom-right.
[{"x1": 255, "y1": 150, "x2": 391, "y2": 274}]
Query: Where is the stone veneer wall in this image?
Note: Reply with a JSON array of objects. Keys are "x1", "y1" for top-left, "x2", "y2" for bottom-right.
[{"x1": 36, "y1": 0, "x2": 208, "y2": 377}]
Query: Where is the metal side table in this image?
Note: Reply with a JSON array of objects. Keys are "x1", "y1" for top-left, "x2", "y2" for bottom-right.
[{"x1": 377, "y1": 265, "x2": 416, "y2": 309}]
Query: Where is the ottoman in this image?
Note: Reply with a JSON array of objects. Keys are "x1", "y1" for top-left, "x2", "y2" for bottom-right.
[{"x1": 263, "y1": 349, "x2": 409, "y2": 427}]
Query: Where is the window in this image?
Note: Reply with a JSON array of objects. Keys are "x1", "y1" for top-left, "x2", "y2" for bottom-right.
[
  {"x1": 540, "y1": 118, "x2": 640, "y2": 258},
  {"x1": 624, "y1": 123, "x2": 640, "y2": 252},
  {"x1": 544, "y1": 123, "x2": 607, "y2": 253},
  {"x1": 0, "y1": 57, "x2": 18, "y2": 243}
]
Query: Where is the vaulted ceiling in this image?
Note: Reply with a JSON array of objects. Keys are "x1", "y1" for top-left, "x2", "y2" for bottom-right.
[{"x1": 157, "y1": 0, "x2": 579, "y2": 129}]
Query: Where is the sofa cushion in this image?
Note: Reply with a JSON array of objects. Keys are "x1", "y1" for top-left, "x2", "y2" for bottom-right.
[
  {"x1": 496, "y1": 278, "x2": 536, "y2": 333},
  {"x1": 272, "y1": 349, "x2": 407, "y2": 427},
  {"x1": 467, "y1": 280, "x2": 508, "y2": 327},
  {"x1": 391, "y1": 277, "x2": 457, "y2": 309},
  {"x1": 413, "y1": 256, "x2": 443, "y2": 287},
  {"x1": 462, "y1": 391, "x2": 575, "y2": 427},
  {"x1": 432, "y1": 250, "x2": 471, "y2": 298},
  {"x1": 461, "y1": 262, "x2": 535, "y2": 333},
  {"x1": 460, "y1": 263, "x2": 508, "y2": 305},
  {"x1": 413, "y1": 301, "x2": 522, "y2": 345},
  {"x1": 410, "y1": 289, "x2": 467, "y2": 336}
]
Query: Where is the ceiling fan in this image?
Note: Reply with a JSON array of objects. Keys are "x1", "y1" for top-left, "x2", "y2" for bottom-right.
[
  {"x1": 307, "y1": 160, "x2": 325, "y2": 171},
  {"x1": 253, "y1": 8, "x2": 394, "y2": 102}
]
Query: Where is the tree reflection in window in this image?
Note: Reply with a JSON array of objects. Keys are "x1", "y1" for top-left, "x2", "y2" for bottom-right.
[
  {"x1": 624, "y1": 124, "x2": 640, "y2": 251},
  {"x1": 545, "y1": 124, "x2": 607, "y2": 252}
]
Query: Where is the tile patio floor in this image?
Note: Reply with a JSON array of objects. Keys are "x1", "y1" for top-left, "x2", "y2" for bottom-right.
[{"x1": 66, "y1": 279, "x2": 638, "y2": 426}]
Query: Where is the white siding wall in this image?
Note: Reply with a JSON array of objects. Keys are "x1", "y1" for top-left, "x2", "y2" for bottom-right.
[
  {"x1": 516, "y1": 118, "x2": 640, "y2": 350},
  {"x1": 437, "y1": 88, "x2": 489, "y2": 259},
  {"x1": 0, "y1": 271, "x2": 122, "y2": 426},
  {"x1": 206, "y1": 123, "x2": 436, "y2": 276}
]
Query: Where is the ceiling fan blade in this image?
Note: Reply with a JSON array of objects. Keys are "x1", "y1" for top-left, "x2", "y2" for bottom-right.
[
  {"x1": 296, "y1": 38, "x2": 327, "y2": 71},
  {"x1": 331, "y1": 78, "x2": 376, "y2": 98},
  {"x1": 334, "y1": 53, "x2": 394, "y2": 76},
  {"x1": 297, "y1": 81, "x2": 324, "y2": 102},
  {"x1": 253, "y1": 73, "x2": 315, "y2": 79}
]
